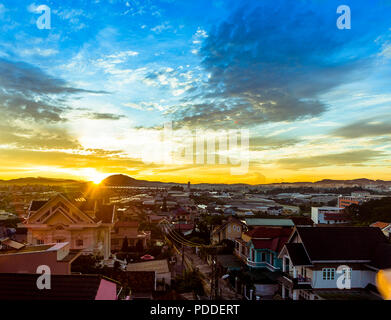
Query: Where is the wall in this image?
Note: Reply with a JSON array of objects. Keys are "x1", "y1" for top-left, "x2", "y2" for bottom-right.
[
  {"x1": 0, "y1": 251, "x2": 70, "y2": 274},
  {"x1": 311, "y1": 269, "x2": 376, "y2": 289},
  {"x1": 28, "y1": 226, "x2": 111, "y2": 259}
]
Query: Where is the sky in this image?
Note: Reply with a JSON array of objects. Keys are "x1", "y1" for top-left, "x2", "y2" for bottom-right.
[{"x1": 0, "y1": 0, "x2": 391, "y2": 184}]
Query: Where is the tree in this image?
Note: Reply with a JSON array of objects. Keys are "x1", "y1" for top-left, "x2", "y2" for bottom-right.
[
  {"x1": 347, "y1": 197, "x2": 391, "y2": 225},
  {"x1": 121, "y1": 236, "x2": 129, "y2": 252},
  {"x1": 135, "y1": 239, "x2": 144, "y2": 253}
]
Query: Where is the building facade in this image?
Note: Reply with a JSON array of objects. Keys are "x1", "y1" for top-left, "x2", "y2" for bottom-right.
[
  {"x1": 211, "y1": 217, "x2": 243, "y2": 244},
  {"x1": 278, "y1": 226, "x2": 389, "y2": 300},
  {"x1": 311, "y1": 206, "x2": 349, "y2": 224},
  {"x1": 234, "y1": 226, "x2": 292, "y2": 272},
  {"x1": 22, "y1": 194, "x2": 115, "y2": 259}
]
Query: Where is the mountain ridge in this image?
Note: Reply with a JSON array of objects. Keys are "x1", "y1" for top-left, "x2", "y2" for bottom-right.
[{"x1": 1, "y1": 174, "x2": 391, "y2": 187}]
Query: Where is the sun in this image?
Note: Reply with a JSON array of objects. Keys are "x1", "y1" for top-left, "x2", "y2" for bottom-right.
[
  {"x1": 81, "y1": 168, "x2": 106, "y2": 185},
  {"x1": 92, "y1": 177, "x2": 104, "y2": 185}
]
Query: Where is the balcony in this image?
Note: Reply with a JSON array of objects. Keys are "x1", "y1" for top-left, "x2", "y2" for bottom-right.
[
  {"x1": 287, "y1": 270, "x2": 311, "y2": 284},
  {"x1": 246, "y1": 259, "x2": 267, "y2": 268}
]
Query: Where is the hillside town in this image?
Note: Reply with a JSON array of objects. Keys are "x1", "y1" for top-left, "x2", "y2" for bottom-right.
[{"x1": 1, "y1": 175, "x2": 391, "y2": 300}]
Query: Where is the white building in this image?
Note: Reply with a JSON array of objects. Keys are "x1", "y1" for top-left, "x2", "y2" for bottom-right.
[
  {"x1": 311, "y1": 206, "x2": 348, "y2": 224},
  {"x1": 278, "y1": 226, "x2": 389, "y2": 300}
]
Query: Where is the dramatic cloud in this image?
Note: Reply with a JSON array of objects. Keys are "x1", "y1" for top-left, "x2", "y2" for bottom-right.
[
  {"x1": 332, "y1": 118, "x2": 391, "y2": 138},
  {"x1": 0, "y1": 58, "x2": 108, "y2": 122},
  {"x1": 277, "y1": 150, "x2": 384, "y2": 170},
  {"x1": 249, "y1": 135, "x2": 299, "y2": 151},
  {"x1": 0, "y1": 58, "x2": 106, "y2": 95},
  {"x1": 85, "y1": 112, "x2": 126, "y2": 120},
  {"x1": 172, "y1": 1, "x2": 380, "y2": 129},
  {"x1": 0, "y1": 123, "x2": 80, "y2": 150}
]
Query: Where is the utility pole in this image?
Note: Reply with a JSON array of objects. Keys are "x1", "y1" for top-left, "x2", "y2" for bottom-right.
[
  {"x1": 180, "y1": 223, "x2": 185, "y2": 273},
  {"x1": 210, "y1": 247, "x2": 219, "y2": 300},
  {"x1": 182, "y1": 243, "x2": 185, "y2": 273}
]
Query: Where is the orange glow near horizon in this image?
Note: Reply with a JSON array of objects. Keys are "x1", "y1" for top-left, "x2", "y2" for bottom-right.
[{"x1": 1, "y1": 163, "x2": 390, "y2": 185}]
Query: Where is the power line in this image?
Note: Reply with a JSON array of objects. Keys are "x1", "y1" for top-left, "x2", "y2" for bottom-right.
[{"x1": 160, "y1": 220, "x2": 207, "y2": 247}]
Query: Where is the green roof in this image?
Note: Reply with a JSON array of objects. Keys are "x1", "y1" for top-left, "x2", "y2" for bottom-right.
[{"x1": 244, "y1": 218, "x2": 294, "y2": 227}]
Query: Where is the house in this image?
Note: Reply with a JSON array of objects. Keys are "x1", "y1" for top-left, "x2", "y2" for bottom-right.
[
  {"x1": 370, "y1": 221, "x2": 391, "y2": 239},
  {"x1": 278, "y1": 226, "x2": 390, "y2": 300},
  {"x1": 211, "y1": 217, "x2": 243, "y2": 244},
  {"x1": 0, "y1": 273, "x2": 119, "y2": 300},
  {"x1": 22, "y1": 193, "x2": 115, "y2": 259},
  {"x1": 126, "y1": 259, "x2": 171, "y2": 288},
  {"x1": 111, "y1": 221, "x2": 151, "y2": 252},
  {"x1": 234, "y1": 226, "x2": 292, "y2": 272},
  {"x1": 0, "y1": 241, "x2": 80, "y2": 274},
  {"x1": 170, "y1": 206, "x2": 192, "y2": 222},
  {"x1": 311, "y1": 206, "x2": 350, "y2": 225},
  {"x1": 173, "y1": 223, "x2": 194, "y2": 236}
]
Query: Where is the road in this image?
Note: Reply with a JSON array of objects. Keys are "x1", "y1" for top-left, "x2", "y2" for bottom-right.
[{"x1": 171, "y1": 243, "x2": 241, "y2": 300}]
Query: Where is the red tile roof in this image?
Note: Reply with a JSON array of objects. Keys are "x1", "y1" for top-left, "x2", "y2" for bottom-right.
[
  {"x1": 370, "y1": 221, "x2": 391, "y2": 229},
  {"x1": 247, "y1": 227, "x2": 292, "y2": 252}
]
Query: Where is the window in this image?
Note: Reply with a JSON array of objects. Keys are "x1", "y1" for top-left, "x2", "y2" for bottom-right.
[
  {"x1": 261, "y1": 252, "x2": 266, "y2": 262},
  {"x1": 341, "y1": 267, "x2": 352, "y2": 280},
  {"x1": 347, "y1": 268, "x2": 352, "y2": 280},
  {"x1": 76, "y1": 239, "x2": 84, "y2": 246},
  {"x1": 37, "y1": 239, "x2": 44, "y2": 245},
  {"x1": 322, "y1": 268, "x2": 335, "y2": 280}
]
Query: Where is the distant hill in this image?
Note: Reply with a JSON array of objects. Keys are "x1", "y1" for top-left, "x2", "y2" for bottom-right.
[
  {"x1": 0, "y1": 177, "x2": 82, "y2": 185},
  {"x1": 1, "y1": 174, "x2": 390, "y2": 188},
  {"x1": 101, "y1": 174, "x2": 145, "y2": 186}
]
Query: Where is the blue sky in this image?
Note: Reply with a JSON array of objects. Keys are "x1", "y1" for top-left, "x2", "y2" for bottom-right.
[{"x1": 0, "y1": 0, "x2": 391, "y2": 183}]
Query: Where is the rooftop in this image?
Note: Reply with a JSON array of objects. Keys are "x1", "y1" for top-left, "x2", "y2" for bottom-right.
[
  {"x1": 285, "y1": 243, "x2": 312, "y2": 266},
  {"x1": 126, "y1": 259, "x2": 170, "y2": 274},
  {"x1": 0, "y1": 273, "x2": 117, "y2": 300},
  {"x1": 244, "y1": 218, "x2": 294, "y2": 227},
  {"x1": 296, "y1": 226, "x2": 389, "y2": 262},
  {"x1": 370, "y1": 221, "x2": 391, "y2": 229}
]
